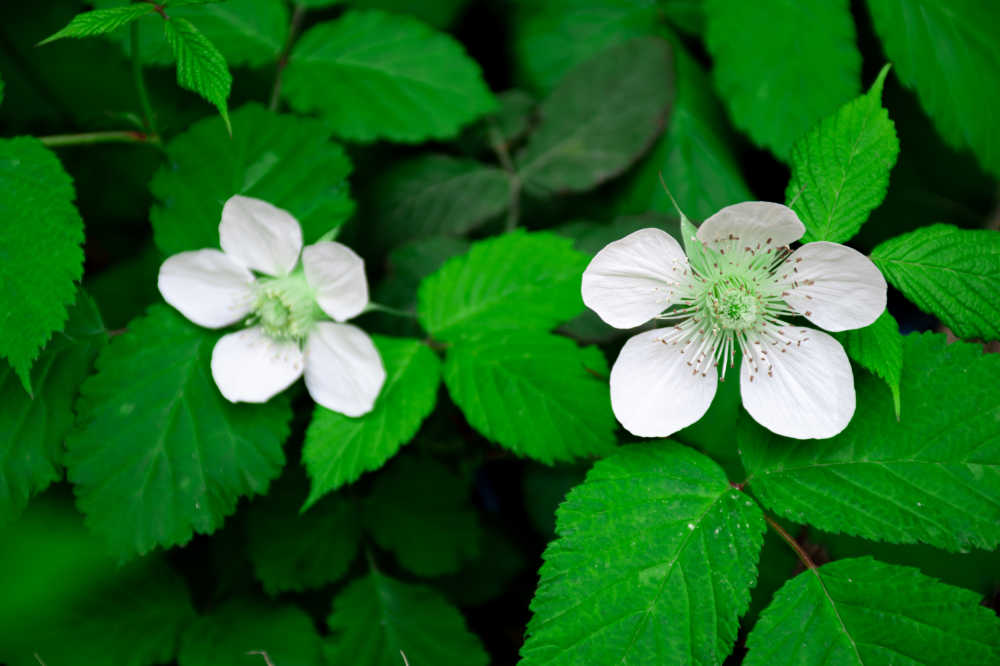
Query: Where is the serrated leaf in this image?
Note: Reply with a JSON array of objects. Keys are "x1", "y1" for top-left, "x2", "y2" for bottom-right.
[
  {"x1": 0, "y1": 291, "x2": 105, "y2": 526},
  {"x1": 367, "y1": 154, "x2": 512, "y2": 249},
  {"x1": 745, "y1": 557, "x2": 1000, "y2": 665},
  {"x1": 150, "y1": 103, "x2": 354, "y2": 256},
  {"x1": 444, "y1": 332, "x2": 616, "y2": 463},
  {"x1": 302, "y1": 336, "x2": 440, "y2": 506},
  {"x1": 163, "y1": 17, "x2": 232, "y2": 131},
  {"x1": 283, "y1": 10, "x2": 496, "y2": 142},
  {"x1": 787, "y1": 65, "x2": 899, "y2": 243},
  {"x1": 246, "y1": 467, "x2": 360, "y2": 595},
  {"x1": 740, "y1": 332, "x2": 1000, "y2": 552},
  {"x1": 834, "y1": 308, "x2": 902, "y2": 417},
  {"x1": 325, "y1": 571, "x2": 488, "y2": 666},
  {"x1": 178, "y1": 600, "x2": 323, "y2": 666},
  {"x1": 364, "y1": 456, "x2": 479, "y2": 577},
  {"x1": 417, "y1": 231, "x2": 589, "y2": 342},
  {"x1": 871, "y1": 224, "x2": 1000, "y2": 341},
  {"x1": 38, "y1": 4, "x2": 155, "y2": 45},
  {"x1": 0, "y1": 138, "x2": 84, "y2": 393},
  {"x1": 66, "y1": 306, "x2": 292, "y2": 558},
  {"x1": 515, "y1": 37, "x2": 673, "y2": 194},
  {"x1": 521, "y1": 441, "x2": 765, "y2": 665},
  {"x1": 867, "y1": 0, "x2": 1000, "y2": 178},
  {"x1": 705, "y1": 0, "x2": 861, "y2": 159}
]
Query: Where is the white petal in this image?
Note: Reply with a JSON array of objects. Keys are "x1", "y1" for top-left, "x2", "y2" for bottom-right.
[
  {"x1": 581, "y1": 228, "x2": 691, "y2": 329},
  {"x1": 740, "y1": 325, "x2": 854, "y2": 439},
  {"x1": 609, "y1": 327, "x2": 718, "y2": 437},
  {"x1": 304, "y1": 323, "x2": 385, "y2": 417},
  {"x1": 697, "y1": 202, "x2": 805, "y2": 247},
  {"x1": 302, "y1": 242, "x2": 368, "y2": 322},
  {"x1": 779, "y1": 241, "x2": 887, "y2": 332},
  {"x1": 210, "y1": 327, "x2": 303, "y2": 403},
  {"x1": 220, "y1": 195, "x2": 303, "y2": 276},
  {"x1": 158, "y1": 249, "x2": 255, "y2": 328}
]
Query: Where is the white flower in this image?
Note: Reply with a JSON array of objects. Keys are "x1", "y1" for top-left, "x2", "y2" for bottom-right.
[
  {"x1": 581, "y1": 202, "x2": 887, "y2": 439},
  {"x1": 157, "y1": 194, "x2": 386, "y2": 417}
]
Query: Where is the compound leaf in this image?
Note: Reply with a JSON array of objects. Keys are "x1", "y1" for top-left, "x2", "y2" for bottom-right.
[{"x1": 163, "y1": 17, "x2": 232, "y2": 132}]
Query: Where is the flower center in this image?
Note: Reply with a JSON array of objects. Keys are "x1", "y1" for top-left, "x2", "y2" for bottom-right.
[
  {"x1": 250, "y1": 272, "x2": 317, "y2": 341},
  {"x1": 712, "y1": 286, "x2": 759, "y2": 330}
]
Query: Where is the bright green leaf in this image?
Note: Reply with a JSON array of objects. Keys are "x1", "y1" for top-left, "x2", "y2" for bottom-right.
[
  {"x1": 38, "y1": 4, "x2": 155, "y2": 45},
  {"x1": 444, "y1": 332, "x2": 616, "y2": 463},
  {"x1": 150, "y1": 103, "x2": 354, "y2": 255},
  {"x1": 705, "y1": 0, "x2": 861, "y2": 159},
  {"x1": 834, "y1": 308, "x2": 903, "y2": 417},
  {"x1": 283, "y1": 10, "x2": 496, "y2": 142},
  {"x1": 302, "y1": 336, "x2": 440, "y2": 507},
  {"x1": 66, "y1": 306, "x2": 292, "y2": 558},
  {"x1": 0, "y1": 137, "x2": 84, "y2": 393},
  {"x1": 348, "y1": 0, "x2": 468, "y2": 28},
  {"x1": 417, "y1": 231, "x2": 589, "y2": 342},
  {"x1": 325, "y1": 571, "x2": 488, "y2": 666},
  {"x1": 745, "y1": 557, "x2": 1000, "y2": 665},
  {"x1": 521, "y1": 441, "x2": 765, "y2": 665},
  {"x1": 741, "y1": 332, "x2": 1000, "y2": 552},
  {"x1": 787, "y1": 65, "x2": 899, "y2": 243},
  {"x1": 871, "y1": 224, "x2": 1000, "y2": 341},
  {"x1": 163, "y1": 17, "x2": 232, "y2": 132},
  {"x1": 515, "y1": 37, "x2": 673, "y2": 194}
]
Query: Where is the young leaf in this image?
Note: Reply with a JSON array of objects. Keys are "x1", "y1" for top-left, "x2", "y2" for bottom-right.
[
  {"x1": 283, "y1": 10, "x2": 496, "y2": 142},
  {"x1": 150, "y1": 103, "x2": 354, "y2": 256},
  {"x1": 38, "y1": 4, "x2": 156, "y2": 45},
  {"x1": 163, "y1": 17, "x2": 232, "y2": 133},
  {"x1": 745, "y1": 557, "x2": 1000, "y2": 665},
  {"x1": 302, "y1": 336, "x2": 440, "y2": 506},
  {"x1": 705, "y1": 0, "x2": 861, "y2": 159},
  {"x1": 867, "y1": 0, "x2": 1000, "y2": 179},
  {"x1": 834, "y1": 308, "x2": 903, "y2": 417},
  {"x1": 66, "y1": 306, "x2": 292, "y2": 558},
  {"x1": 367, "y1": 154, "x2": 513, "y2": 248},
  {"x1": 871, "y1": 224, "x2": 1000, "y2": 341},
  {"x1": 363, "y1": 457, "x2": 479, "y2": 577},
  {"x1": 444, "y1": 332, "x2": 616, "y2": 463},
  {"x1": 515, "y1": 37, "x2": 673, "y2": 194},
  {"x1": 520, "y1": 442, "x2": 765, "y2": 665},
  {"x1": 0, "y1": 291, "x2": 105, "y2": 526},
  {"x1": 787, "y1": 65, "x2": 899, "y2": 243},
  {"x1": 178, "y1": 601, "x2": 323, "y2": 666},
  {"x1": 325, "y1": 572, "x2": 489, "y2": 666},
  {"x1": 0, "y1": 138, "x2": 84, "y2": 393},
  {"x1": 741, "y1": 332, "x2": 1000, "y2": 552},
  {"x1": 417, "y1": 231, "x2": 589, "y2": 342}
]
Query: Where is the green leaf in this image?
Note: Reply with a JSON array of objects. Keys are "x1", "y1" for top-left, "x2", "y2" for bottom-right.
[
  {"x1": 0, "y1": 137, "x2": 84, "y2": 393},
  {"x1": 0, "y1": 291, "x2": 105, "y2": 526},
  {"x1": 515, "y1": 37, "x2": 673, "y2": 194},
  {"x1": 302, "y1": 336, "x2": 440, "y2": 507},
  {"x1": 150, "y1": 103, "x2": 354, "y2": 256},
  {"x1": 787, "y1": 65, "x2": 899, "y2": 243},
  {"x1": 367, "y1": 154, "x2": 512, "y2": 248},
  {"x1": 178, "y1": 601, "x2": 323, "y2": 666},
  {"x1": 417, "y1": 231, "x2": 589, "y2": 342},
  {"x1": 246, "y1": 467, "x2": 360, "y2": 595},
  {"x1": 163, "y1": 17, "x2": 232, "y2": 132},
  {"x1": 325, "y1": 571, "x2": 489, "y2": 666},
  {"x1": 520, "y1": 442, "x2": 765, "y2": 665},
  {"x1": 867, "y1": 0, "x2": 1000, "y2": 178},
  {"x1": 444, "y1": 332, "x2": 616, "y2": 463},
  {"x1": 66, "y1": 306, "x2": 292, "y2": 558},
  {"x1": 38, "y1": 4, "x2": 155, "y2": 45},
  {"x1": 745, "y1": 557, "x2": 1000, "y2": 665},
  {"x1": 283, "y1": 10, "x2": 496, "y2": 142},
  {"x1": 740, "y1": 332, "x2": 1000, "y2": 552},
  {"x1": 348, "y1": 0, "x2": 468, "y2": 28},
  {"x1": 363, "y1": 456, "x2": 479, "y2": 577},
  {"x1": 834, "y1": 308, "x2": 903, "y2": 417},
  {"x1": 871, "y1": 224, "x2": 1000, "y2": 341},
  {"x1": 435, "y1": 526, "x2": 527, "y2": 607},
  {"x1": 705, "y1": 0, "x2": 861, "y2": 159}
]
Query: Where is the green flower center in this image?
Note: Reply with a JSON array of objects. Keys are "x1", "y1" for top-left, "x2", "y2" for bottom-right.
[
  {"x1": 250, "y1": 272, "x2": 317, "y2": 341},
  {"x1": 712, "y1": 287, "x2": 759, "y2": 330}
]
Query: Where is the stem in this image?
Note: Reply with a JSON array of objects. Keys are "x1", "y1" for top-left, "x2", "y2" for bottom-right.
[
  {"x1": 269, "y1": 3, "x2": 307, "y2": 111},
  {"x1": 39, "y1": 131, "x2": 158, "y2": 147},
  {"x1": 764, "y1": 513, "x2": 816, "y2": 571},
  {"x1": 130, "y1": 21, "x2": 158, "y2": 138},
  {"x1": 364, "y1": 303, "x2": 418, "y2": 319},
  {"x1": 488, "y1": 123, "x2": 522, "y2": 232}
]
